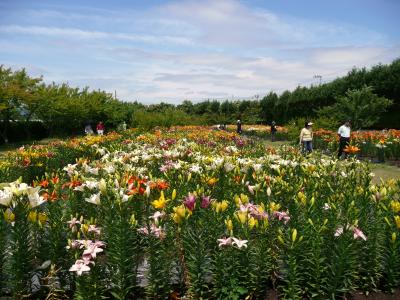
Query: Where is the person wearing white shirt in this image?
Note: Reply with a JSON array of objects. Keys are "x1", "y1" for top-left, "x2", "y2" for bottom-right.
[{"x1": 337, "y1": 120, "x2": 351, "y2": 159}]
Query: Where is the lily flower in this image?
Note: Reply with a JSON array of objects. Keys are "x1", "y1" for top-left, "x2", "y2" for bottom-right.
[
  {"x1": 200, "y1": 195, "x2": 212, "y2": 209},
  {"x1": 217, "y1": 237, "x2": 233, "y2": 248},
  {"x1": 84, "y1": 181, "x2": 99, "y2": 190},
  {"x1": 232, "y1": 237, "x2": 248, "y2": 249},
  {"x1": 334, "y1": 226, "x2": 344, "y2": 237},
  {"x1": 138, "y1": 227, "x2": 149, "y2": 235},
  {"x1": 152, "y1": 192, "x2": 167, "y2": 210},
  {"x1": 183, "y1": 193, "x2": 196, "y2": 211},
  {"x1": 274, "y1": 211, "x2": 290, "y2": 224},
  {"x1": 0, "y1": 189, "x2": 13, "y2": 207},
  {"x1": 69, "y1": 259, "x2": 91, "y2": 276},
  {"x1": 323, "y1": 203, "x2": 331, "y2": 210},
  {"x1": 87, "y1": 225, "x2": 101, "y2": 235},
  {"x1": 66, "y1": 240, "x2": 83, "y2": 250},
  {"x1": 63, "y1": 164, "x2": 77, "y2": 177},
  {"x1": 149, "y1": 211, "x2": 165, "y2": 224},
  {"x1": 353, "y1": 227, "x2": 367, "y2": 241},
  {"x1": 395, "y1": 215, "x2": 400, "y2": 229},
  {"x1": 27, "y1": 187, "x2": 46, "y2": 208},
  {"x1": 67, "y1": 217, "x2": 81, "y2": 231},
  {"x1": 83, "y1": 243, "x2": 104, "y2": 259},
  {"x1": 150, "y1": 224, "x2": 166, "y2": 239},
  {"x1": 85, "y1": 193, "x2": 101, "y2": 205},
  {"x1": 84, "y1": 165, "x2": 99, "y2": 175}
]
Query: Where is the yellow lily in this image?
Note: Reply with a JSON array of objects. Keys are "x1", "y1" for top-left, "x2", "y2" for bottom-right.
[
  {"x1": 152, "y1": 191, "x2": 167, "y2": 210},
  {"x1": 394, "y1": 215, "x2": 400, "y2": 229}
]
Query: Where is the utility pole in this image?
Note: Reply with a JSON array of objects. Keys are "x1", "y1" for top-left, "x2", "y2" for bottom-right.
[
  {"x1": 114, "y1": 90, "x2": 117, "y2": 100},
  {"x1": 313, "y1": 75, "x2": 322, "y2": 85}
]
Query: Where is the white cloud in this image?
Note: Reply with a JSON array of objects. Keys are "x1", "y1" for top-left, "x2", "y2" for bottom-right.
[
  {"x1": 0, "y1": 25, "x2": 194, "y2": 45},
  {"x1": 0, "y1": 0, "x2": 398, "y2": 104}
]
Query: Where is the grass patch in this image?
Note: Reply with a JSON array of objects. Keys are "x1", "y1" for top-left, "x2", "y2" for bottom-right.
[
  {"x1": 369, "y1": 163, "x2": 400, "y2": 184},
  {"x1": 0, "y1": 138, "x2": 61, "y2": 157}
]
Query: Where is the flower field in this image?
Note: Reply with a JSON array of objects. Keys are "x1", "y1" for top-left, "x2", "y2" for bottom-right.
[
  {"x1": 314, "y1": 129, "x2": 400, "y2": 161},
  {"x1": 1, "y1": 127, "x2": 400, "y2": 299},
  {"x1": 225, "y1": 124, "x2": 288, "y2": 140}
]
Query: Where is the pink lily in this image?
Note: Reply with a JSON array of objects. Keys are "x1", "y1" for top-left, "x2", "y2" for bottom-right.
[
  {"x1": 246, "y1": 183, "x2": 255, "y2": 195},
  {"x1": 83, "y1": 243, "x2": 104, "y2": 259},
  {"x1": 69, "y1": 259, "x2": 91, "y2": 276},
  {"x1": 88, "y1": 225, "x2": 101, "y2": 235},
  {"x1": 138, "y1": 227, "x2": 149, "y2": 235},
  {"x1": 150, "y1": 224, "x2": 165, "y2": 239},
  {"x1": 250, "y1": 209, "x2": 268, "y2": 220},
  {"x1": 66, "y1": 240, "x2": 83, "y2": 250},
  {"x1": 353, "y1": 227, "x2": 367, "y2": 241},
  {"x1": 149, "y1": 211, "x2": 165, "y2": 223},
  {"x1": 67, "y1": 217, "x2": 81, "y2": 230},
  {"x1": 183, "y1": 193, "x2": 196, "y2": 211},
  {"x1": 239, "y1": 204, "x2": 249, "y2": 213},
  {"x1": 274, "y1": 211, "x2": 290, "y2": 224},
  {"x1": 217, "y1": 237, "x2": 233, "y2": 248},
  {"x1": 201, "y1": 196, "x2": 212, "y2": 209}
]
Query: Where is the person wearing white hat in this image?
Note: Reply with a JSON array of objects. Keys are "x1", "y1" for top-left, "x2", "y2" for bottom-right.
[{"x1": 300, "y1": 121, "x2": 313, "y2": 153}]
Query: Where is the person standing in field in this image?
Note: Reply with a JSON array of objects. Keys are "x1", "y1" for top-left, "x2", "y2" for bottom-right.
[
  {"x1": 337, "y1": 120, "x2": 351, "y2": 159},
  {"x1": 271, "y1": 121, "x2": 277, "y2": 141},
  {"x1": 84, "y1": 123, "x2": 94, "y2": 135},
  {"x1": 236, "y1": 119, "x2": 242, "y2": 134},
  {"x1": 96, "y1": 121, "x2": 105, "y2": 136},
  {"x1": 300, "y1": 121, "x2": 313, "y2": 154}
]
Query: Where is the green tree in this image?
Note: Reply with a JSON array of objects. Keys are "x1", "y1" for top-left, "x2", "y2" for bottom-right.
[
  {"x1": 0, "y1": 66, "x2": 42, "y2": 143},
  {"x1": 317, "y1": 86, "x2": 393, "y2": 129}
]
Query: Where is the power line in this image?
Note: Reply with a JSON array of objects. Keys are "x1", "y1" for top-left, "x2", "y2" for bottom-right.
[{"x1": 313, "y1": 74, "x2": 322, "y2": 85}]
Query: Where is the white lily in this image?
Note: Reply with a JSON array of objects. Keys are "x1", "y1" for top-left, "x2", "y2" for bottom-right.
[
  {"x1": 85, "y1": 193, "x2": 101, "y2": 205},
  {"x1": 232, "y1": 237, "x2": 248, "y2": 249},
  {"x1": 27, "y1": 187, "x2": 46, "y2": 208},
  {"x1": 0, "y1": 189, "x2": 13, "y2": 206}
]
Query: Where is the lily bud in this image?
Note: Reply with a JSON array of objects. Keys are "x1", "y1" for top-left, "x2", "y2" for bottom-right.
[
  {"x1": 225, "y1": 218, "x2": 233, "y2": 232},
  {"x1": 292, "y1": 228, "x2": 297, "y2": 242},
  {"x1": 99, "y1": 179, "x2": 107, "y2": 193}
]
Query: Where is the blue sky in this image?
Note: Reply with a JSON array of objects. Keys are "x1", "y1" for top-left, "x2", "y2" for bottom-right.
[{"x1": 1, "y1": 0, "x2": 399, "y2": 104}]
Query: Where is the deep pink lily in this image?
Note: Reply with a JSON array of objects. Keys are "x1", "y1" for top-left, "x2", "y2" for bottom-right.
[
  {"x1": 201, "y1": 195, "x2": 211, "y2": 209},
  {"x1": 183, "y1": 193, "x2": 196, "y2": 211}
]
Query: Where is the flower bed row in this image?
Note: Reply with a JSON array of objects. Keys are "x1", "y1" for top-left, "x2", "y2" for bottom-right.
[
  {"x1": 226, "y1": 124, "x2": 288, "y2": 140},
  {"x1": 0, "y1": 127, "x2": 399, "y2": 299},
  {"x1": 0, "y1": 130, "x2": 137, "y2": 184},
  {"x1": 314, "y1": 129, "x2": 400, "y2": 161}
]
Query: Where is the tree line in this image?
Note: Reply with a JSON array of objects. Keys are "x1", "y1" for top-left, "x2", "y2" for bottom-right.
[{"x1": 1, "y1": 58, "x2": 399, "y2": 143}]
